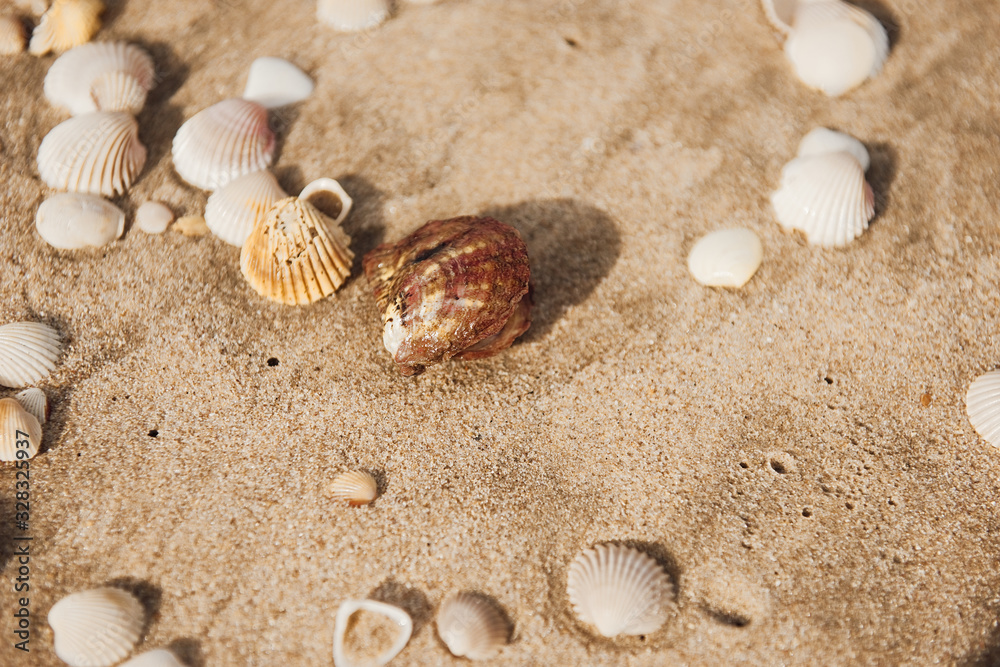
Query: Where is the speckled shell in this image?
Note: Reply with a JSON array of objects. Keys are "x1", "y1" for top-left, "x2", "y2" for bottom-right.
[
  {"x1": 796, "y1": 127, "x2": 870, "y2": 171},
  {"x1": 205, "y1": 169, "x2": 287, "y2": 246},
  {"x1": 0, "y1": 397, "x2": 42, "y2": 461},
  {"x1": 119, "y1": 649, "x2": 185, "y2": 667},
  {"x1": 362, "y1": 216, "x2": 532, "y2": 376},
  {"x1": 44, "y1": 41, "x2": 155, "y2": 115},
  {"x1": 0, "y1": 322, "x2": 61, "y2": 388},
  {"x1": 436, "y1": 592, "x2": 509, "y2": 660},
  {"x1": 317, "y1": 0, "x2": 390, "y2": 32},
  {"x1": 36, "y1": 193, "x2": 125, "y2": 249},
  {"x1": 48, "y1": 587, "x2": 144, "y2": 667},
  {"x1": 966, "y1": 370, "x2": 1000, "y2": 449},
  {"x1": 28, "y1": 0, "x2": 103, "y2": 55},
  {"x1": 327, "y1": 470, "x2": 378, "y2": 506},
  {"x1": 14, "y1": 387, "x2": 48, "y2": 424},
  {"x1": 0, "y1": 15, "x2": 27, "y2": 54}
]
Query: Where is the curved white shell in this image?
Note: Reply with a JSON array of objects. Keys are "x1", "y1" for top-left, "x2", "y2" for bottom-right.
[
  {"x1": 0, "y1": 15, "x2": 27, "y2": 54},
  {"x1": 119, "y1": 649, "x2": 185, "y2": 667},
  {"x1": 36, "y1": 193, "x2": 125, "y2": 249},
  {"x1": 205, "y1": 169, "x2": 287, "y2": 247},
  {"x1": 44, "y1": 41, "x2": 155, "y2": 115},
  {"x1": 28, "y1": 0, "x2": 104, "y2": 56},
  {"x1": 770, "y1": 151, "x2": 874, "y2": 247},
  {"x1": 966, "y1": 370, "x2": 1000, "y2": 449},
  {"x1": 797, "y1": 127, "x2": 869, "y2": 172},
  {"x1": 300, "y1": 178, "x2": 353, "y2": 228},
  {"x1": 0, "y1": 322, "x2": 61, "y2": 388},
  {"x1": 566, "y1": 543, "x2": 673, "y2": 638},
  {"x1": 171, "y1": 98, "x2": 276, "y2": 191},
  {"x1": 243, "y1": 56, "x2": 314, "y2": 109},
  {"x1": 0, "y1": 397, "x2": 42, "y2": 461},
  {"x1": 333, "y1": 599, "x2": 412, "y2": 667},
  {"x1": 14, "y1": 387, "x2": 48, "y2": 425},
  {"x1": 687, "y1": 228, "x2": 763, "y2": 288},
  {"x1": 48, "y1": 587, "x2": 144, "y2": 667},
  {"x1": 327, "y1": 470, "x2": 377, "y2": 506},
  {"x1": 318, "y1": 0, "x2": 390, "y2": 32},
  {"x1": 37, "y1": 111, "x2": 147, "y2": 196},
  {"x1": 135, "y1": 201, "x2": 174, "y2": 235},
  {"x1": 436, "y1": 592, "x2": 509, "y2": 660},
  {"x1": 760, "y1": 0, "x2": 797, "y2": 34}
]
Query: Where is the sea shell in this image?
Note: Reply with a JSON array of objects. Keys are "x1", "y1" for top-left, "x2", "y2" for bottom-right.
[
  {"x1": 770, "y1": 151, "x2": 874, "y2": 247},
  {"x1": 205, "y1": 169, "x2": 288, "y2": 246},
  {"x1": 242, "y1": 56, "x2": 314, "y2": 109},
  {"x1": 327, "y1": 470, "x2": 378, "y2": 506},
  {"x1": 317, "y1": 0, "x2": 390, "y2": 32},
  {"x1": 14, "y1": 387, "x2": 48, "y2": 424},
  {"x1": 362, "y1": 216, "x2": 532, "y2": 376},
  {"x1": 0, "y1": 15, "x2": 27, "y2": 54},
  {"x1": 566, "y1": 543, "x2": 674, "y2": 638},
  {"x1": 0, "y1": 322, "x2": 61, "y2": 388},
  {"x1": 36, "y1": 193, "x2": 125, "y2": 249},
  {"x1": 135, "y1": 201, "x2": 174, "y2": 234},
  {"x1": 966, "y1": 370, "x2": 1000, "y2": 449},
  {"x1": 796, "y1": 126, "x2": 870, "y2": 171},
  {"x1": 28, "y1": 0, "x2": 104, "y2": 56},
  {"x1": 240, "y1": 193, "x2": 353, "y2": 305},
  {"x1": 37, "y1": 111, "x2": 147, "y2": 196},
  {"x1": 171, "y1": 98, "x2": 276, "y2": 191},
  {"x1": 119, "y1": 649, "x2": 185, "y2": 667},
  {"x1": 760, "y1": 0, "x2": 797, "y2": 35},
  {"x1": 44, "y1": 41, "x2": 155, "y2": 115},
  {"x1": 687, "y1": 228, "x2": 763, "y2": 288},
  {"x1": 0, "y1": 397, "x2": 42, "y2": 461},
  {"x1": 48, "y1": 587, "x2": 145, "y2": 667},
  {"x1": 436, "y1": 592, "x2": 509, "y2": 660},
  {"x1": 332, "y1": 599, "x2": 413, "y2": 667}
]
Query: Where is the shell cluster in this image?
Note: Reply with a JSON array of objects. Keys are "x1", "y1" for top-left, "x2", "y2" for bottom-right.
[
  {"x1": 436, "y1": 592, "x2": 510, "y2": 660},
  {"x1": 48, "y1": 587, "x2": 145, "y2": 667}
]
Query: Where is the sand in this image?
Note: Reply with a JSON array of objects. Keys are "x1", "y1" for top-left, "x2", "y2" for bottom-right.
[{"x1": 2, "y1": 0, "x2": 1000, "y2": 664}]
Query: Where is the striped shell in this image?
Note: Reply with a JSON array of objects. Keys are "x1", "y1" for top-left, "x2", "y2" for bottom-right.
[
  {"x1": 333, "y1": 599, "x2": 412, "y2": 667},
  {"x1": 362, "y1": 216, "x2": 532, "y2": 376},
  {"x1": 205, "y1": 169, "x2": 287, "y2": 246},
  {"x1": 37, "y1": 111, "x2": 147, "y2": 196},
  {"x1": 687, "y1": 228, "x2": 763, "y2": 288},
  {"x1": 966, "y1": 370, "x2": 1000, "y2": 449},
  {"x1": 119, "y1": 649, "x2": 185, "y2": 667},
  {"x1": 797, "y1": 126, "x2": 870, "y2": 171},
  {"x1": 242, "y1": 56, "x2": 314, "y2": 109},
  {"x1": 36, "y1": 193, "x2": 125, "y2": 249},
  {"x1": 135, "y1": 201, "x2": 174, "y2": 234},
  {"x1": 48, "y1": 587, "x2": 144, "y2": 667},
  {"x1": 317, "y1": 0, "x2": 390, "y2": 32},
  {"x1": 171, "y1": 98, "x2": 276, "y2": 191},
  {"x1": 436, "y1": 592, "x2": 509, "y2": 660},
  {"x1": 327, "y1": 470, "x2": 378, "y2": 506},
  {"x1": 0, "y1": 322, "x2": 61, "y2": 388},
  {"x1": 0, "y1": 15, "x2": 27, "y2": 54},
  {"x1": 44, "y1": 41, "x2": 155, "y2": 115},
  {"x1": 0, "y1": 397, "x2": 42, "y2": 461},
  {"x1": 28, "y1": 0, "x2": 104, "y2": 56},
  {"x1": 567, "y1": 543, "x2": 674, "y2": 638},
  {"x1": 14, "y1": 387, "x2": 48, "y2": 424}
]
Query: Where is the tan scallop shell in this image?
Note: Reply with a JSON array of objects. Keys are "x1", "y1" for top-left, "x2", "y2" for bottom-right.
[
  {"x1": 14, "y1": 387, "x2": 48, "y2": 424},
  {"x1": 37, "y1": 111, "x2": 147, "y2": 196},
  {"x1": 327, "y1": 470, "x2": 377, "y2": 506},
  {"x1": 28, "y1": 0, "x2": 104, "y2": 56},
  {"x1": 436, "y1": 592, "x2": 509, "y2": 660},
  {"x1": 0, "y1": 397, "x2": 42, "y2": 461},
  {"x1": 0, "y1": 322, "x2": 61, "y2": 388},
  {"x1": 205, "y1": 169, "x2": 288, "y2": 247},
  {"x1": 44, "y1": 41, "x2": 155, "y2": 115},
  {"x1": 0, "y1": 15, "x2": 27, "y2": 54},
  {"x1": 48, "y1": 587, "x2": 145, "y2": 667},
  {"x1": 119, "y1": 649, "x2": 185, "y2": 667},
  {"x1": 966, "y1": 370, "x2": 1000, "y2": 449},
  {"x1": 317, "y1": 0, "x2": 390, "y2": 32}
]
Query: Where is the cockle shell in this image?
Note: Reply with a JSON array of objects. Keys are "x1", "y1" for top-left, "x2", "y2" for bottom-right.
[
  {"x1": 0, "y1": 15, "x2": 27, "y2": 54},
  {"x1": 28, "y1": 0, "x2": 104, "y2": 55},
  {"x1": 327, "y1": 470, "x2": 378, "y2": 506},
  {"x1": 0, "y1": 397, "x2": 42, "y2": 461},
  {"x1": 333, "y1": 599, "x2": 413, "y2": 667},
  {"x1": 362, "y1": 216, "x2": 532, "y2": 376},
  {"x1": 171, "y1": 98, "x2": 276, "y2": 191},
  {"x1": 436, "y1": 592, "x2": 510, "y2": 660},
  {"x1": 687, "y1": 228, "x2": 763, "y2": 288},
  {"x1": 36, "y1": 193, "x2": 125, "y2": 249},
  {"x1": 317, "y1": 0, "x2": 390, "y2": 32},
  {"x1": 135, "y1": 201, "x2": 174, "y2": 234},
  {"x1": 0, "y1": 322, "x2": 61, "y2": 388},
  {"x1": 566, "y1": 543, "x2": 674, "y2": 638},
  {"x1": 14, "y1": 387, "x2": 48, "y2": 424},
  {"x1": 44, "y1": 41, "x2": 155, "y2": 115},
  {"x1": 37, "y1": 111, "x2": 147, "y2": 196},
  {"x1": 205, "y1": 169, "x2": 288, "y2": 246},
  {"x1": 966, "y1": 370, "x2": 1000, "y2": 449},
  {"x1": 48, "y1": 587, "x2": 145, "y2": 667},
  {"x1": 119, "y1": 649, "x2": 185, "y2": 667},
  {"x1": 796, "y1": 126, "x2": 870, "y2": 171},
  {"x1": 243, "y1": 56, "x2": 314, "y2": 109}
]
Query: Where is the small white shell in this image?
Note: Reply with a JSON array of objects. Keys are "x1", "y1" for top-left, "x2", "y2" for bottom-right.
[
  {"x1": 566, "y1": 543, "x2": 674, "y2": 638},
  {"x1": 300, "y1": 177, "x2": 353, "y2": 227},
  {"x1": 333, "y1": 599, "x2": 413, "y2": 667},
  {"x1": 770, "y1": 151, "x2": 874, "y2": 247},
  {"x1": 48, "y1": 587, "x2": 145, "y2": 667},
  {"x1": 966, "y1": 370, "x2": 1000, "y2": 449},
  {"x1": 36, "y1": 193, "x2": 125, "y2": 249},
  {"x1": 135, "y1": 201, "x2": 174, "y2": 235},
  {"x1": 119, "y1": 649, "x2": 185, "y2": 667},
  {"x1": 0, "y1": 322, "x2": 61, "y2": 388},
  {"x1": 327, "y1": 470, "x2": 377, "y2": 506},
  {"x1": 317, "y1": 0, "x2": 390, "y2": 32},
  {"x1": 0, "y1": 15, "x2": 27, "y2": 54},
  {"x1": 44, "y1": 41, "x2": 155, "y2": 115},
  {"x1": 37, "y1": 111, "x2": 147, "y2": 196},
  {"x1": 797, "y1": 127, "x2": 870, "y2": 171},
  {"x1": 205, "y1": 169, "x2": 287, "y2": 246},
  {"x1": 171, "y1": 98, "x2": 276, "y2": 191},
  {"x1": 28, "y1": 0, "x2": 104, "y2": 56},
  {"x1": 14, "y1": 387, "x2": 48, "y2": 425},
  {"x1": 436, "y1": 592, "x2": 509, "y2": 660},
  {"x1": 0, "y1": 397, "x2": 42, "y2": 461},
  {"x1": 243, "y1": 56, "x2": 314, "y2": 109},
  {"x1": 687, "y1": 228, "x2": 763, "y2": 288}
]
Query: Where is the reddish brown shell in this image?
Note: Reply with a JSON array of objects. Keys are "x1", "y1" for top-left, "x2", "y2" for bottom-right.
[{"x1": 363, "y1": 216, "x2": 531, "y2": 376}]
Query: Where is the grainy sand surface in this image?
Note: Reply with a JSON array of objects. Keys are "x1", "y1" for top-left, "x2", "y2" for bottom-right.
[{"x1": 2, "y1": 0, "x2": 1000, "y2": 664}]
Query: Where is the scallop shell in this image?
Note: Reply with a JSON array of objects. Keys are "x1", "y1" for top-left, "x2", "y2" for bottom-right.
[
  {"x1": 327, "y1": 470, "x2": 377, "y2": 506},
  {"x1": 243, "y1": 56, "x2": 314, "y2": 109},
  {"x1": 436, "y1": 592, "x2": 509, "y2": 660},
  {"x1": 966, "y1": 370, "x2": 1000, "y2": 448},
  {"x1": 119, "y1": 649, "x2": 185, "y2": 667},
  {"x1": 317, "y1": 0, "x2": 390, "y2": 32},
  {"x1": 566, "y1": 543, "x2": 674, "y2": 638},
  {"x1": 770, "y1": 151, "x2": 874, "y2": 247},
  {"x1": 0, "y1": 397, "x2": 42, "y2": 461},
  {"x1": 0, "y1": 322, "x2": 61, "y2": 388},
  {"x1": 28, "y1": 0, "x2": 104, "y2": 56},
  {"x1": 48, "y1": 587, "x2": 145, "y2": 667},
  {"x1": 687, "y1": 228, "x2": 763, "y2": 288},
  {"x1": 240, "y1": 195, "x2": 353, "y2": 305},
  {"x1": 171, "y1": 98, "x2": 276, "y2": 191},
  {"x1": 14, "y1": 387, "x2": 48, "y2": 425},
  {"x1": 797, "y1": 127, "x2": 870, "y2": 171},
  {"x1": 44, "y1": 41, "x2": 155, "y2": 115},
  {"x1": 332, "y1": 599, "x2": 413, "y2": 667},
  {"x1": 36, "y1": 193, "x2": 125, "y2": 249},
  {"x1": 135, "y1": 201, "x2": 174, "y2": 234},
  {"x1": 37, "y1": 111, "x2": 146, "y2": 196},
  {"x1": 0, "y1": 15, "x2": 27, "y2": 54},
  {"x1": 205, "y1": 169, "x2": 288, "y2": 247}
]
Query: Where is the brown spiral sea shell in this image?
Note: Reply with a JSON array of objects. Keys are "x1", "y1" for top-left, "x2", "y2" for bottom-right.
[{"x1": 362, "y1": 216, "x2": 532, "y2": 376}]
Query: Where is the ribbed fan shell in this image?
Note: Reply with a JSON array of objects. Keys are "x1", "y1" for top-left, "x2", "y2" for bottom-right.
[
  {"x1": 48, "y1": 588, "x2": 144, "y2": 667},
  {"x1": 967, "y1": 371, "x2": 1000, "y2": 449},
  {"x1": 327, "y1": 470, "x2": 378, "y2": 506},
  {"x1": 28, "y1": 0, "x2": 103, "y2": 55},
  {"x1": 44, "y1": 41, "x2": 154, "y2": 115},
  {"x1": 0, "y1": 397, "x2": 42, "y2": 461},
  {"x1": 14, "y1": 387, "x2": 48, "y2": 425},
  {"x1": 0, "y1": 322, "x2": 61, "y2": 388},
  {"x1": 436, "y1": 592, "x2": 509, "y2": 660},
  {"x1": 205, "y1": 169, "x2": 287, "y2": 246},
  {"x1": 0, "y1": 15, "x2": 26, "y2": 54}
]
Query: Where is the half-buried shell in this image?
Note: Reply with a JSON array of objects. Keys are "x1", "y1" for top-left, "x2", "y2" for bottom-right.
[
  {"x1": 36, "y1": 193, "x2": 125, "y2": 249},
  {"x1": 436, "y1": 592, "x2": 510, "y2": 660},
  {"x1": 326, "y1": 470, "x2": 378, "y2": 506},
  {"x1": 687, "y1": 228, "x2": 763, "y2": 288},
  {"x1": 0, "y1": 322, "x2": 61, "y2": 388},
  {"x1": 48, "y1": 587, "x2": 145, "y2": 667},
  {"x1": 14, "y1": 387, "x2": 48, "y2": 425},
  {"x1": 28, "y1": 0, "x2": 104, "y2": 56},
  {"x1": 0, "y1": 397, "x2": 42, "y2": 461},
  {"x1": 44, "y1": 41, "x2": 155, "y2": 115},
  {"x1": 317, "y1": 0, "x2": 390, "y2": 32},
  {"x1": 966, "y1": 370, "x2": 1000, "y2": 449}
]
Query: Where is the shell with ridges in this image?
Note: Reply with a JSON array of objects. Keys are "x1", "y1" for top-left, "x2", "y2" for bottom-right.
[
  {"x1": 205, "y1": 169, "x2": 287, "y2": 246},
  {"x1": 28, "y1": 0, "x2": 104, "y2": 55},
  {"x1": 687, "y1": 228, "x2": 763, "y2": 288},
  {"x1": 44, "y1": 41, "x2": 155, "y2": 115},
  {"x1": 966, "y1": 370, "x2": 1000, "y2": 449},
  {"x1": 0, "y1": 397, "x2": 42, "y2": 461},
  {"x1": 797, "y1": 127, "x2": 870, "y2": 171},
  {"x1": 36, "y1": 193, "x2": 125, "y2": 249},
  {"x1": 89, "y1": 70, "x2": 147, "y2": 114},
  {"x1": 119, "y1": 649, "x2": 185, "y2": 667},
  {"x1": 0, "y1": 15, "x2": 27, "y2": 54},
  {"x1": 242, "y1": 56, "x2": 314, "y2": 109},
  {"x1": 327, "y1": 470, "x2": 378, "y2": 506},
  {"x1": 436, "y1": 592, "x2": 509, "y2": 660},
  {"x1": 332, "y1": 599, "x2": 412, "y2": 667},
  {"x1": 317, "y1": 0, "x2": 390, "y2": 32},
  {"x1": 0, "y1": 322, "x2": 61, "y2": 388},
  {"x1": 14, "y1": 387, "x2": 48, "y2": 425},
  {"x1": 48, "y1": 587, "x2": 144, "y2": 667}
]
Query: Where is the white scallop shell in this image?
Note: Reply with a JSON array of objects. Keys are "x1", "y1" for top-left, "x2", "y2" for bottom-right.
[
  {"x1": 14, "y1": 387, "x2": 48, "y2": 425},
  {"x1": 0, "y1": 397, "x2": 42, "y2": 461},
  {"x1": 37, "y1": 111, "x2": 147, "y2": 196},
  {"x1": 36, "y1": 193, "x2": 125, "y2": 249},
  {"x1": 44, "y1": 41, "x2": 155, "y2": 115},
  {"x1": 770, "y1": 151, "x2": 874, "y2": 248},
  {"x1": 966, "y1": 370, "x2": 1000, "y2": 449},
  {"x1": 28, "y1": 0, "x2": 104, "y2": 56},
  {"x1": 135, "y1": 201, "x2": 174, "y2": 234},
  {"x1": 317, "y1": 0, "x2": 390, "y2": 32},
  {"x1": 327, "y1": 470, "x2": 377, "y2": 506},
  {"x1": 797, "y1": 127, "x2": 869, "y2": 172},
  {"x1": 171, "y1": 98, "x2": 276, "y2": 191},
  {"x1": 436, "y1": 592, "x2": 509, "y2": 660},
  {"x1": 48, "y1": 587, "x2": 144, "y2": 667},
  {"x1": 687, "y1": 228, "x2": 763, "y2": 288},
  {"x1": 243, "y1": 56, "x2": 314, "y2": 109},
  {"x1": 566, "y1": 543, "x2": 673, "y2": 638},
  {"x1": 333, "y1": 599, "x2": 412, "y2": 667},
  {"x1": 119, "y1": 649, "x2": 185, "y2": 667},
  {"x1": 0, "y1": 322, "x2": 61, "y2": 388},
  {"x1": 0, "y1": 15, "x2": 27, "y2": 54},
  {"x1": 205, "y1": 169, "x2": 287, "y2": 247}
]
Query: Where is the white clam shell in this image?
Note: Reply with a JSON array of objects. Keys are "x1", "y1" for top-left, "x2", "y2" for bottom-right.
[
  {"x1": 44, "y1": 41, "x2": 155, "y2": 115},
  {"x1": 135, "y1": 201, "x2": 174, "y2": 235},
  {"x1": 171, "y1": 98, "x2": 276, "y2": 191},
  {"x1": 48, "y1": 587, "x2": 145, "y2": 667},
  {"x1": 0, "y1": 397, "x2": 42, "y2": 461},
  {"x1": 333, "y1": 599, "x2": 412, "y2": 667},
  {"x1": 436, "y1": 592, "x2": 509, "y2": 660},
  {"x1": 318, "y1": 0, "x2": 390, "y2": 32},
  {"x1": 205, "y1": 169, "x2": 287, "y2": 246},
  {"x1": 36, "y1": 193, "x2": 125, "y2": 249},
  {"x1": 327, "y1": 470, "x2": 377, "y2": 506},
  {"x1": 566, "y1": 543, "x2": 674, "y2": 638},
  {"x1": 797, "y1": 127, "x2": 870, "y2": 172},
  {"x1": 770, "y1": 151, "x2": 874, "y2": 248},
  {"x1": 687, "y1": 228, "x2": 763, "y2": 288},
  {"x1": 0, "y1": 322, "x2": 61, "y2": 388},
  {"x1": 37, "y1": 111, "x2": 147, "y2": 196},
  {"x1": 119, "y1": 649, "x2": 185, "y2": 667},
  {"x1": 243, "y1": 56, "x2": 314, "y2": 109},
  {"x1": 28, "y1": 0, "x2": 103, "y2": 56},
  {"x1": 14, "y1": 387, "x2": 48, "y2": 425},
  {"x1": 966, "y1": 370, "x2": 1000, "y2": 449},
  {"x1": 0, "y1": 15, "x2": 27, "y2": 54}
]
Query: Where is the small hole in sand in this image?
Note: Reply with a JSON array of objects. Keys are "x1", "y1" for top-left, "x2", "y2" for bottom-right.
[
  {"x1": 845, "y1": 501, "x2": 855, "y2": 510},
  {"x1": 739, "y1": 462, "x2": 748, "y2": 469},
  {"x1": 769, "y1": 458, "x2": 787, "y2": 474},
  {"x1": 148, "y1": 430, "x2": 158, "y2": 438},
  {"x1": 824, "y1": 376, "x2": 834, "y2": 384},
  {"x1": 267, "y1": 357, "x2": 279, "y2": 367},
  {"x1": 802, "y1": 508, "x2": 812, "y2": 517},
  {"x1": 564, "y1": 37, "x2": 578, "y2": 47}
]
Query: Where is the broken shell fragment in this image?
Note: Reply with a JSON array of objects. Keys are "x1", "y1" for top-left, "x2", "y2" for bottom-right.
[
  {"x1": 28, "y1": 0, "x2": 104, "y2": 55},
  {"x1": 317, "y1": 0, "x2": 390, "y2": 32},
  {"x1": 0, "y1": 322, "x2": 61, "y2": 388},
  {"x1": 327, "y1": 470, "x2": 378, "y2": 506},
  {"x1": 333, "y1": 599, "x2": 413, "y2": 667},
  {"x1": 688, "y1": 228, "x2": 763, "y2": 288},
  {"x1": 135, "y1": 201, "x2": 174, "y2": 234},
  {"x1": 119, "y1": 649, "x2": 186, "y2": 667},
  {"x1": 14, "y1": 387, "x2": 48, "y2": 425},
  {"x1": 760, "y1": 0, "x2": 796, "y2": 35},
  {"x1": 436, "y1": 592, "x2": 510, "y2": 660},
  {"x1": 796, "y1": 126, "x2": 870, "y2": 171},
  {"x1": 0, "y1": 15, "x2": 27, "y2": 54},
  {"x1": 242, "y1": 56, "x2": 314, "y2": 109},
  {"x1": 205, "y1": 169, "x2": 287, "y2": 246},
  {"x1": 0, "y1": 397, "x2": 42, "y2": 461},
  {"x1": 966, "y1": 370, "x2": 1000, "y2": 449},
  {"x1": 48, "y1": 587, "x2": 145, "y2": 667},
  {"x1": 173, "y1": 215, "x2": 209, "y2": 237},
  {"x1": 44, "y1": 41, "x2": 155, "y2": 115},
  {"x1": 36, "y1": 193, "x2": 125, "y2": 249}
]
